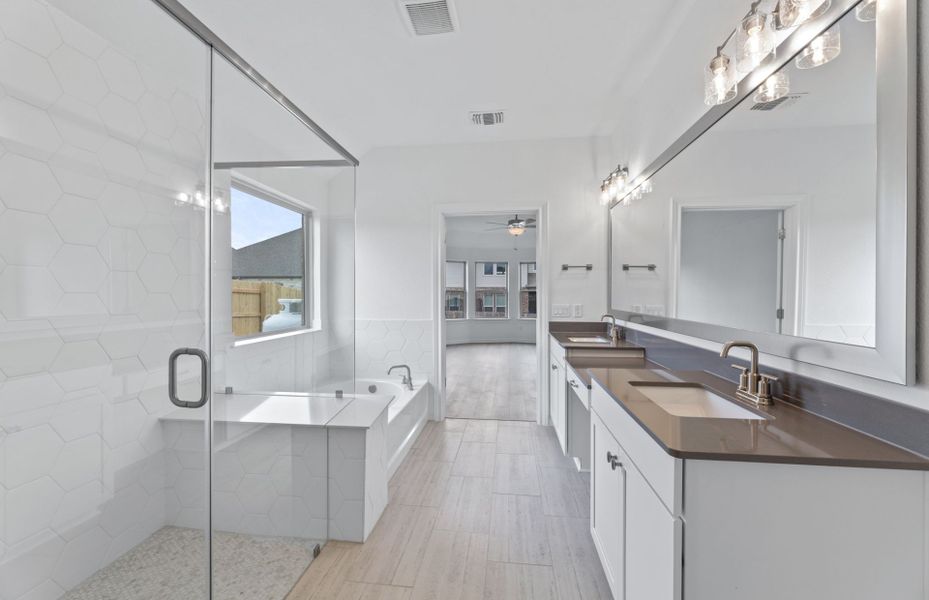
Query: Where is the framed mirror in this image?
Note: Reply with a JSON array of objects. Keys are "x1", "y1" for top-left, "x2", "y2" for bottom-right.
[{"x1": 608, "y1": 0, "x2": 915, "y2": 384}]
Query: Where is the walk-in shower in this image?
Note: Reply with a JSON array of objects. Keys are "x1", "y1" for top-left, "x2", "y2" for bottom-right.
[{"x1": 0, "y1": 0, "x2": 357, "y2": 597}]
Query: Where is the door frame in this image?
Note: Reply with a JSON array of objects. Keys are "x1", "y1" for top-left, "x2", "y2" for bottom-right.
[
  {"x1": 668, "y1": 195, "x2": 808, "y2": 337},
  {"x1": 431, "y1": 203, "x2": 549, "y2": 425}
]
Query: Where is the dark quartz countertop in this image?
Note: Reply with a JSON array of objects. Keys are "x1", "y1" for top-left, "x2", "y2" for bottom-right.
[{"x1": 584, "y1": 359, "x2": 929, "y2": 471}]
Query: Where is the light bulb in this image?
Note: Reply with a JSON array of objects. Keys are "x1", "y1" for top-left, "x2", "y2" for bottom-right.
[
  {"x1": 753, "y1": 71, "x2": 790, "y2": 103},
  {"x1": 704, "y1": 51, "x2": 737, "y2": 106},
  {"x1": 599, "y1": 183, "x2": 610, "y2": 205},
  {"x1": 176, "y1": 192, "x2": 190, "y2": 203},
  {"x1": 736, "y1": 10, "x2": 775, "y2": 73},
  {"x1": 795, "y1": 25, "x2": 840, "y2": 69},
  {"x1": 855, "y1": 0, "x2": 876, "y2": 21},
  {"x1": 607, "y1": 177, "x2": 618, "y2": 199}
]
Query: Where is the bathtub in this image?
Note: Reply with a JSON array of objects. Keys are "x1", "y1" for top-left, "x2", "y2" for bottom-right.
[{"x1": 351, "y1": 378, "x2": 430, "y2": 478}]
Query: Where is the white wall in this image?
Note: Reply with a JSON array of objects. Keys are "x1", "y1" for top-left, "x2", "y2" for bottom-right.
[
  {"x1": 355, "y1": 138, "x2": 608, "y2": 386},
  {"x1": 601, "y1": 1, "x2": 928, "y2": 411}
]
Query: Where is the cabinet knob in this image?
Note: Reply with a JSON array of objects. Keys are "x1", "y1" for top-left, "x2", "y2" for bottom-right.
[
  {"x1": 551, "y1": 364, "x2": 558, "y2": 370},
  {"x1": 569, "y1": 380, "x2": 578, "y2": 388},
  {"x1": 606, "y1": 451, "x2": 622, "y2": 470}
]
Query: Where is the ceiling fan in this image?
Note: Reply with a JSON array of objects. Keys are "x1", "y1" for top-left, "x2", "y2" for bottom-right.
[{"x1": 485, "y1": 214, "x2": 537, "y2": 236}]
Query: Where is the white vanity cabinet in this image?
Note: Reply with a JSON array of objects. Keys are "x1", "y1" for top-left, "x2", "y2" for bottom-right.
[
  {"x1": 590, "y1": 378, "x2": 928, "y2": 600},
  {"x1": 549, "y1": 335, "x2": 567, "y2": 453},
  {"x1": 591, "y1": 384, "x2": 682, "y2": 600}
]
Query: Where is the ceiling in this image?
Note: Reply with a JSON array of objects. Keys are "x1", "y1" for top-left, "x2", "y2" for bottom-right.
[{"x1": 180, "y1": 0, "x2": 679, "y2": 156}]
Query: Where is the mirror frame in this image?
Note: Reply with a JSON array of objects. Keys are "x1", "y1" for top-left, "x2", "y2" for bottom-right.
[{"x1": 607, "y1": 0, "x2": 916, "y2": 385}]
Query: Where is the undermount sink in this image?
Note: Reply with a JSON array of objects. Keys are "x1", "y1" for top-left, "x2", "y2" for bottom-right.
[
  {"x1": 630, "y1": 382, "x2": 766, "y2": 420},
  {"x1": 568, "y1": 336, "x2": 611, "y2": 344}
]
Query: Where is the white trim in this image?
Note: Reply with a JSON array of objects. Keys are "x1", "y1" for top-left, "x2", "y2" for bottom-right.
[
  {"x1": 432, "y1": 203, "x2": 548, "y2": 425},
  {"x1": 231, "y1": 326, "x2": 322, "y2": 347}
]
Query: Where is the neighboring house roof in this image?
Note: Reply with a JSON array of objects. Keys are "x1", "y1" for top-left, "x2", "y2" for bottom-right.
[{"x1": 232, "y1": 229, "x2": 303, "y2": 279}]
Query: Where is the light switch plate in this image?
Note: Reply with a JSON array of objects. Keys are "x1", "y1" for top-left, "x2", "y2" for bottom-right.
[
  {"x1": 572, "y1": 304, "x2": 583, "y2": 317},
  {"x1": 551, "y1": 304, "x2": 570, "y2": 317}
]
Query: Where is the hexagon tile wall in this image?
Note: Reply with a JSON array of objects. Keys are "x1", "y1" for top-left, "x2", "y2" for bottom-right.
[{"x1": 0, "y1": 1, "x2": 211, "y2": 597}]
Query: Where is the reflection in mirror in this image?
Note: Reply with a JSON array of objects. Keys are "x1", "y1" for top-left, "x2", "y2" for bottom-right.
[{"x1": 612, "y1": 7, "x2": 876, "y2": 348}]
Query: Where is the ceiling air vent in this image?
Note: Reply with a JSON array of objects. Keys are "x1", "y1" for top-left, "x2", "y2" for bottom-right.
[
  {"x1": 471, "y1": 111, "x2": 505, "y2": 126},
  {"x1": 399, "y1": 0, "x2": 457, "y2": 36},
  {"x1": 751, "y1": 92, "x2": 807, "y2": 112}
]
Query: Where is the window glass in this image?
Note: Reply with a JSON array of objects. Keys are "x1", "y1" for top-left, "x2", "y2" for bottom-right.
[
  {"x1": 231, "y1": 184, "x2": 308, "y2": 336},
  {"x1": 520, "y1": 262, "x2": 537, "y2": 318},
  {"x1": 475, "y1": 261, "x2": 507, "y2": 319},
  {"x1": 445, "y1": 261, "x2": 466, "y2": 319}
]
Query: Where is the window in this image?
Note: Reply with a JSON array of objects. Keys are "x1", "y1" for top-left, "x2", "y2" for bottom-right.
[
  {"x1": 445, "y1": 261, "x2": 466, "y2": 319},
  {"x1": 475, "y1": 261, "x2": 507, "y2": 319},
  {"x1": 230, "y1": 182, "x2": 311, "y2": 337},
  {"x1": 520, "y1": 262, "x2": 537, "y2": 318}
]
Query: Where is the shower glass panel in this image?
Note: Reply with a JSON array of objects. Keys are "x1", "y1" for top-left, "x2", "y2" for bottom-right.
[
  {"x1": 210, "y1": 52, "x2": 356, "y2": 597},
  {"x1": 0, "y1": 0, "x2": 212, "y2": 598}
]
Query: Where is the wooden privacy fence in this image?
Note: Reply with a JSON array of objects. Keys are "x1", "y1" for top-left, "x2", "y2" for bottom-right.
[{"x1": 232, "y1": 280, "x2": 302, "y2": 336}]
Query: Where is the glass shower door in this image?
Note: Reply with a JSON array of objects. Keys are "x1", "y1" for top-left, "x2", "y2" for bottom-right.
[{"x1": 0, "y1": 0, "x2": 212, "y2": 598}]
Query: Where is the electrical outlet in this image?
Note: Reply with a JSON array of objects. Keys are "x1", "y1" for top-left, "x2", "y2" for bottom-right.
[
  {"x1": 572, "y1": 304, "x2": 583, "y2": 318},
  {"x1": 551, "y1": 304, "x2": 570, "y2": 317}
]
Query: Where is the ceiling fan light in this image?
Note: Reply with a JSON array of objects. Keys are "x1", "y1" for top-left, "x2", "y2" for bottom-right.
[{"x1": 507, "y1": 224, "x2": 526, "y2": 236}]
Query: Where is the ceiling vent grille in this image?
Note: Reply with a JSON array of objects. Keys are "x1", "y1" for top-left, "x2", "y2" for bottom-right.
[
  {"x1": 400, "y1": 0, "x2": 457, "y2": 36},
  {"x1": 471, "y1": 111, "x2": 505, "y2": 126},
  {"x1": 751, "y1": 93, "x2": 807, "y2": 111}
]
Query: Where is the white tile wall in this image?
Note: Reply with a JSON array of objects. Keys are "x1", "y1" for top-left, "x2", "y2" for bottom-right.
[
  {"x1": 0, "y1": 2, "x2": 209, "y2": 598},
  {"x1": 355, "y1": 319, "x2": 434, "y2": 387}
]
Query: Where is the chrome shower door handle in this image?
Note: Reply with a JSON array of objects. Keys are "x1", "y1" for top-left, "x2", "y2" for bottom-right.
[{"x1": 168, "y1": 347, "x2": 209, "y2": 408}]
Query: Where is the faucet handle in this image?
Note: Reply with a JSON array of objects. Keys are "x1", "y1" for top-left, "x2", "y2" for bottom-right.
[
  {"x1": 730, "y1": 364, "x2": 750, "y2": 392},
  {"x1": 757, "y1": 373, "x2": 778, "y2": 403}
]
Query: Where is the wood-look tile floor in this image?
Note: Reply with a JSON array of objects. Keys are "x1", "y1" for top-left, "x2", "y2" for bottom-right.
[
  {"x1": 446, "y1": 344, "x2": 537, "y2": 422},
  {"x1": 288, "y1": 419, "x2": 611, "y2": 600}
]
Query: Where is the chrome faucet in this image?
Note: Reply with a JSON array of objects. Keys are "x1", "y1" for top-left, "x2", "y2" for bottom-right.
[
  {"x1": 601, "y1": 314, "x2": 622, "y2": 343},
  {"x1": 720, "y1": 341, "x2": 776, "y2": 406},
  {"x1": 387, "y1": 364, "x2": 413, "y2": 390}
]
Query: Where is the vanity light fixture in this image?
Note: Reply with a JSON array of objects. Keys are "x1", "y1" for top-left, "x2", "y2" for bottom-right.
[
  {"x1": 736, "y1": 2, "x2": 776, "y2": 73},
  {"x1": 795, "y1": 25, "x2": 841, "y2": 69},
  {"x1": 597, "y1": 166, "x2": 629, "y2": 205},
  {"x1": 753, "y1": 70, "x2": 790, "y2": 103},
  {"x1": 774, "y1": 0, "x2": 812, "y2": 28},
  {"x1": 704, "y1": 47, "x2": 738, "y2": 106},
  {"x1": 855, "y1": 0, "x2": 876, "y2": 21},
  {"x1": 599, "y1": 179, "x2": 612, "y2": 206}
]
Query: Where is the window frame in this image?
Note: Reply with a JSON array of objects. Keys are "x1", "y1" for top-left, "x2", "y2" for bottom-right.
[
  {"x1": 229, "y1": 177, "x2": 315, "y2": 342},
  {"x1": 519, "y1": 261, "x2": 538, "y2": 320}
]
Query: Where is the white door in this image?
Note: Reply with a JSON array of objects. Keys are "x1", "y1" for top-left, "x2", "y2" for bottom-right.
[
  {"x1": 591, "y1": 411, "x2": 625, "y2": 599},
  {"x1": 677, "y1": 209, "x2": 785, "y2": 334},
  {"x1": 625, "y1": 461, "x2": 682, "y2": 600}
]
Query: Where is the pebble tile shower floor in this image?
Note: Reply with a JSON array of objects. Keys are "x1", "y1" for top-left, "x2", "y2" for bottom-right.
[{"x1": 61, "y1": 527, "x2": 320, "y2": 600}]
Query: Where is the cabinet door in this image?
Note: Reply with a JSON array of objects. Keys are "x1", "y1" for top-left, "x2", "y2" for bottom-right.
[
  {"x1": 625, "y1": 461, "x2": 682, "y2": 600},
  {"x1": 550, "y1": 354, "x2": 567, "y2": 453},
  {"x1": 591, "y1": 410, "x2": 625, "y2": 600}
]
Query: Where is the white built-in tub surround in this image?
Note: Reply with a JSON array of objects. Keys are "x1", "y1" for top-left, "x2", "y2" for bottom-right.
[{"x1": 159, "y1": 380, "x2": 428, "y2": 542}]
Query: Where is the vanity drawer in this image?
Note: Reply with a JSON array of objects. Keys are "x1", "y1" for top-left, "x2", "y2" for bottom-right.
[
  {"x1": 566, "y1": 365, "x2": 589, "y2": 410},
  {"x1": 591, "y1": 382, "x2": 682, "y2": 516}
]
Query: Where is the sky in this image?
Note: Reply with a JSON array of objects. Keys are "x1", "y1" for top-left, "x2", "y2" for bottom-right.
[{"x1": 230, "y1": 187, "x2": 303, "y2": 249}]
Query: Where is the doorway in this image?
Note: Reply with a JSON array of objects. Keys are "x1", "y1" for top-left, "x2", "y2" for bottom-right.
[{"x1": 441, "y1": 214, "x2": 540, "y2": 421}]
